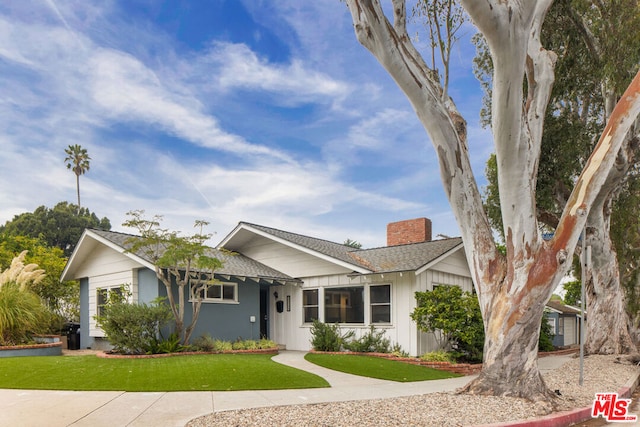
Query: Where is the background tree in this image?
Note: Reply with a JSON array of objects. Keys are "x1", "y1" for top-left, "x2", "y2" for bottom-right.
[
  {"x1": 344, "y1": 0, "x2": 640, "y2": 403},
  {"x1": 343, "y1": 239, "x2": 362, "y2": 249},
  {"x1": 562, "y1": 280, "x2": 581, "y2": 306},
  {"x1": 0, "y1": 201, "x2": 111, "y2": 256},
  {"x1": 480, "y1": 1, "x2": 640, "y2": 354},
  {"x1": 0, "y1": 234, "x2": 78, "y2": 322},
  {"x1": 122, "y1": 210, "x2": 224, "y2": 345},
  {"x1": 64, "y1": 144, "x2": 91, "y2": 210}
]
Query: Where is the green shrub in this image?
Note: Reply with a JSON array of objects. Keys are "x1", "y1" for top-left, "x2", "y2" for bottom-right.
[
  {"x1": 411, "y1": 286, "x2": 485, "y2": 363},
  {"x1": 192, "y1": 334, "x2": 216, "y2": 352},
  {"x1": 539, "y1": 315, "x2": 555, "y2": 352},
  {"x1": 149, "y1": 332, "x2": 184, "y2": 354},
  {"x1": 213, "y1": 339, "x2": 232, "y2": 352},
  {"x1": 310, "y1": 320, "x2": 354, "y2": 351},
  {"x1": 233, "y1": 339, "x2": 260, "y2": 350},
  {"x1": 96, "y1": 297, "x2": 172, "y2": 354},
  {"x1": 390, "y1": 343, "x2": 409, "y2": 358},
  {"x1": 192, "y1": 337, "x2": 277, "y2": 352},
  {"x1": 344, "y1": 325, "x2": 391, "y2": 353},
  {"x1": 258, "y1": 338, "x2": 277, "y2": 349},
  {"x1": 420, "y1": 350, "x2": 457, "y2": 363}
]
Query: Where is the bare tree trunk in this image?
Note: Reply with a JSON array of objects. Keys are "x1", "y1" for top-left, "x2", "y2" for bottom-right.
[
  {"x1": 584, "y1": 127, "x2": 639, "y2": 355},
  {"x1": 585, "y1": 214, "x2": 636, "y2": 354},
  {"x1": 76, "y1": 173, "x2": 81, "y2": 209}
]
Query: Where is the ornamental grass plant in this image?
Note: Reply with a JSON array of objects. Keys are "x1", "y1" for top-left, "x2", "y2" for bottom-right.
[{"x1": 0, "y1": 251, "x2": 49, "y2": 345}]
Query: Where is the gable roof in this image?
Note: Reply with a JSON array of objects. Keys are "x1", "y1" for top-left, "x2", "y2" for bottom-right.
[
  {"x1": 546, "y1": 300, "x2": 581, "y2": 315},
  {"x1": 354, "y1": 238, "x2": 464, "y2": 274},
  {"x1": 218, "y1": 222, "x2": 465, "y2": 275},
  {"x1": 62, "y1": 229, "x2": 299, "y2": 284}
]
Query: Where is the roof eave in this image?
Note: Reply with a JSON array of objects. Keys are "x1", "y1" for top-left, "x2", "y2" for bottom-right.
[
  {"x1": 218, "y1": 222, "x2": 371, "y2": 275},
  {"x1": 61, "y1": 229, "x2": 155, "y2": 281},
  {"x1": 414, "y1": 242, "x2": 466, "y2": 276}
]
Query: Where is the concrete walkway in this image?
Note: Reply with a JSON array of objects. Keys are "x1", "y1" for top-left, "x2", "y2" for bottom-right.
[{"x1": 0, "y1": 351, "x2": 574, "y2": 427}]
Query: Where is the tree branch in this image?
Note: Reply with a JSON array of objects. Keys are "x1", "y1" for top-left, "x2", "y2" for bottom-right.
[{"x1": 554, "y1": 70, "x2": 640, "y2": 253}]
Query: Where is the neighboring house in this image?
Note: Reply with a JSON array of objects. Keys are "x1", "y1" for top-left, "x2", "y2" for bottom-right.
[
  {"x1": 544, "y1": 300, "x2": 581, "y2": 347},
  {"x1": 62, "y1": 218, "x2": 473, "y2": 356}
]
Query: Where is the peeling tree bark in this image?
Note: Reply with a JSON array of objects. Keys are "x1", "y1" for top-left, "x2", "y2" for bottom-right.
[
  {"x1": 585, "y1": 126, "x2": 640, "y2": 355},
  {"x1": 344, "y1": 0, "x2": 640, "y2": 404}
]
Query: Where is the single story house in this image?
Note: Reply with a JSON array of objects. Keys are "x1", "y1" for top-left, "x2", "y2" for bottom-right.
[
  {"x1": 62, "y1": 218, "x2": 475, "y2": 356},
  {"x1": 544, "y1": 300, "x2": 581, "y2": 347}
]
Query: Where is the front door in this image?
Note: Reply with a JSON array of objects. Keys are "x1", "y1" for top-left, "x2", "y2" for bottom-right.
[{"x1": 259, "y1": 287, "x2": 268, "y2": 338}]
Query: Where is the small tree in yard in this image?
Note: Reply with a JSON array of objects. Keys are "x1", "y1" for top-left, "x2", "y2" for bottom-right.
[
  {"x1": 411, "y1": 286, "x2": 484, "y2": 362},
  {"x1": 122, "y1": 211, "x2": 224, "y2": 346}
]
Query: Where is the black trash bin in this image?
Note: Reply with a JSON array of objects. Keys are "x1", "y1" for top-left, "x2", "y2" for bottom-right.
[{"x1": 65, "y1": 322, "x2": 81, "y2": 350}]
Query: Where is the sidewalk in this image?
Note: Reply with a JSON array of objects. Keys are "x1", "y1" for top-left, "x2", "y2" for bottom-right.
[{"x1": 0, "y1": 352, "x2": 575, "y2": 427}]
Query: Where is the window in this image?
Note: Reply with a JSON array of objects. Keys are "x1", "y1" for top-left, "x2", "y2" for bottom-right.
[
  {"x1": 303, "y1": 289, "x2": 318, "y2": 323},
  {"x1": 97, "y1": 288, "x2": 108, "y2": 318},
  {"x1": 547, "y1": 317, "x2": 556, "y2": 334},
  {"x1": 558, "y1": 317, "x2": 564, "y2": 335},
  {"x1": 96, "y1": 286, "x2": 125, "y2": 317},
  {"x1": 193, "y1": 282, "x2": 237, "y2": 303},
  {"x1": 325, "y1": 286, "x2": 364, "y2": 323},
  {"x1": 370, "y1": 284, "x2": 391, "y2": 323}
]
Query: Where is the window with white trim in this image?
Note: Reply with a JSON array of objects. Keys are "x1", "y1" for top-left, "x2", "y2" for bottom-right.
[
  {"x1": 325, "y1": 286, "x2": 364, "y2": 323},
  {"x1": 303, "y1": 289, "x2": 318, "y2": 323},
  {"x1": 96, "y1": 286, "x2": 126, "y2": 318},
  {"x1": 192, "y1": 282, "x2": 238, "y2": 303},
  {"x1": 370, "y1": 284, "x2": 391, "y2": 323}
]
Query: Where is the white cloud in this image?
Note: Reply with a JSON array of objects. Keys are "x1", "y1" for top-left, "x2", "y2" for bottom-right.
[{"x1": 197, "y1": 41, "x2": 352, "y2": 107}]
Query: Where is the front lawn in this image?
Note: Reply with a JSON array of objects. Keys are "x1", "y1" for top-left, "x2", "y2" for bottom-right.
[
  {"x1": 0, "y1": 354, "x2": 330, "y2": 391},
  {"x1": 305, "y1": 353, "x2": 461, "y2": 382}
]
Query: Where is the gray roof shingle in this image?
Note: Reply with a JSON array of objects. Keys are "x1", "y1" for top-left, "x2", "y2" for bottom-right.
[
  {"x1": 239, "y1": 222, "x2": 463, "y2": 274},
  {"x1": 90, "y1": 229, "x2": 297, "y2": 282}
]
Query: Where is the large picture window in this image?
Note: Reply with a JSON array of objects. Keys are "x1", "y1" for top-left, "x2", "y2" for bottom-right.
[
  {"x1": 370, "y1": 284, "x2": 391, "y2": 323},
  {"x1": 324, "y1": 286, "x2": 364, "y2": 323},
  {"x1": 303, "y1": 289, "x2": 318, "y2": 323},
  {"x1": 193, "y1": 282, "x2": 237, "y2": 303}
]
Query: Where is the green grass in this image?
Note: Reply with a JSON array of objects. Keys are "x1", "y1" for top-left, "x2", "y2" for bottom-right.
[
  {"x1": 0, "y1": 354, "x2": 330, "y2": 391},
  {"x1": 305, "y1": 353, "x2": 461, "y2": 382}
]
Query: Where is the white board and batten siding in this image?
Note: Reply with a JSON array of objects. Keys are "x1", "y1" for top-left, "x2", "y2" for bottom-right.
[
  {"x1": 413, "y1": 251, "x2": 474, "y2": 356},
  {"x1": 238, "y1": 238, "x2": 354, "y2": 278},
  {"x1": 73, "y1": 244, "x2": 143, "y2": 337},
  {"x1": 272, "y1": 265, "x2": 472, "y2": 357}
]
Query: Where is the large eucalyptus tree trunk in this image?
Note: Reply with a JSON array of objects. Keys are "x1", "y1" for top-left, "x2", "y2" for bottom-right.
[
  {"x1": 345, "y1": 0, "x2": 640, "y2": 403},
  {"x1": 584, "y1": 130, "x2": 639, "y2": 355},
  {"x1": 585, "y1": 212, "x2": 636, "y2": 355}
]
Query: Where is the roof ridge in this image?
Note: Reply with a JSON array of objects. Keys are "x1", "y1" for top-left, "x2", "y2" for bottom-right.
[
  {"x1": 240, "y1": 221, "x2": 358, "y2": 251},
  {"x1": 355, "y1": 236, "x2": 462, "y2": 252}
]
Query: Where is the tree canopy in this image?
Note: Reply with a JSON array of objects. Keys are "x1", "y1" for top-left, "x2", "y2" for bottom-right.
[{"x1": 0, "y1": 202, "x2": 111, "y2": 256}]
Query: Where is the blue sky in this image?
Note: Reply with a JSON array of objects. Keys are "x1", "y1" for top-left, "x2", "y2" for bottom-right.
[{"x1": 0, "y1": 0, "x2": 492, "y2": 248}]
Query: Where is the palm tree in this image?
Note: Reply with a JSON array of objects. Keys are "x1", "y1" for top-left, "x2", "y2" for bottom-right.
[{"x1": 64, "y1": 144, "x2": 91, "y2": 209}]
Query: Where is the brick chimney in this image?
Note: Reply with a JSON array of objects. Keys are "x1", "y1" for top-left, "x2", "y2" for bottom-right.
[{"x1": 387, "y1": 218, "x2": 432, "y2": 246}]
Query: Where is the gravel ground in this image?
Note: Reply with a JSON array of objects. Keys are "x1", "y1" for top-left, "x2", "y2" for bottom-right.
[{"x1": 187, "y1": 354, "x2": 639, "y2": 427}]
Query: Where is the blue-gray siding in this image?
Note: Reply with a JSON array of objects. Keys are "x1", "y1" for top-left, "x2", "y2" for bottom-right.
[
  {"x1": 158, "y1": 278, "x2": 264, "y2": 342},
  {"x1": 79, "y1": 277, "x2": 91, "y2": 349},
  {"x1": 137, "y1": 268, "x2": 162, "y2": 304}
]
